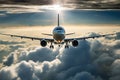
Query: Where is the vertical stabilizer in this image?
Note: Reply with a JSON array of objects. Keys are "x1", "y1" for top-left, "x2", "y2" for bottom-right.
[{"x1": 58, "y1": 14, "x2": 60, "y2": 26}]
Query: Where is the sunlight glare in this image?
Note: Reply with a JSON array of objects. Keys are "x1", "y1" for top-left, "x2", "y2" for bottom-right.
[
  {"x1": 52, "y1": 4, "x2": 62, "y2": 13},
  {"x1": 41, "y1": 4, "x2": 63, "y2": 13}
]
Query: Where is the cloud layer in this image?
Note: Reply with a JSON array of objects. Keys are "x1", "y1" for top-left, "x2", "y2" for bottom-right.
[
  {"x1": 0, "y1": 0, "x2": 120, "y2": 9},
  {"x1": 0, "y1": 0, "x2": 53, "y2": 5},
  {"x1": 0, "y1": 4, "x2": 43, "y2": 14},
  {"x1": 66, "y1": 0, "x2": 120, "y2": 9},
  {"x1": 0, "y1": 32, "x2": 120, "y2": 80},
  {"x1": 0, "y1": 40, "x2": 25, "y2": 63}
]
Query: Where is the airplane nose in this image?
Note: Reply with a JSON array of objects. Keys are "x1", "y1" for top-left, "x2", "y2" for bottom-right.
[{"x1": 57, "y1": 30, "x2": 64, "y2": 34}]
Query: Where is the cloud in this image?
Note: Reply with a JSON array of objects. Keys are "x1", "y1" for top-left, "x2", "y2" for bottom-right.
[
  {"x1": 0, "y1": 13, "x2": 6, "y2": 17},
  {"x1": 116, "y1": 32, "x2": 120, "y2": 39},
  {"x1": 0, "y1": 66, "x2": 17, "y2": 80},
  {"x1": 0, "y1": 32, "x2": 120, "y2": 80},
  {"x1": 0, "y1": 4, "x2": 72, "y2": 14},
  {"x1": 0, "y1": 40, "x2": 25, "y2": 45},
  {"x1": 0, "y1": 0, "x2": 53, "y2": 5},
  {"x1": 16, "y1": 61, "x2": 38, "y2": 80},
  {"x1": 18, "y1": 47, "x2": 59, "y2": 62},
  {"x1": 109, "y1": 59, "x2": 120, "y2": 80},
  {"x1": 0, "y1": 4, "x2": 44, "y2": 14},
  {"x1": 0, "y1": 40, "x2": 25, "y2": 63},
  {"x1": 0, "y1": 0, "x2": 120, "y2": 9},
  {"x1": 65, "y1": 0, "x2": 120, "y2": 9},
  {"x1": 3, "y1": 53, "x2": 14, "y2": 66},
  {"x1": 0, "y1": 59, "x2": 61, "y2": 80},
  {"x1": 67, "y1": 72, "x2": 95, "y2": 80}
]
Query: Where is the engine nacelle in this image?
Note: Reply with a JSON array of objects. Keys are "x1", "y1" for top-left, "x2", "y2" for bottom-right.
[
  {"x1": 40, "y1": 40, "x2": 47, "y2": 47},
  {"x1": 72, "y1": 40, "x2": 78, "y2": 47}
]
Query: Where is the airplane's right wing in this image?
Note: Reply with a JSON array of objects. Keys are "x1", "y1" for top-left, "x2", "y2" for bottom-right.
[{"x1": 0, "y1": 33, "x2": 56, "y2": 48}]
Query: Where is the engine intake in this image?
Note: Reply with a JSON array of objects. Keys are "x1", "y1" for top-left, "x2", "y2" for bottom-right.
[
  {"x1": 72, "y1": 40, "x2": 78, "y2": 47},
  {"x1": 40, "y1": 40, "x2": 47, "y2": 47}
]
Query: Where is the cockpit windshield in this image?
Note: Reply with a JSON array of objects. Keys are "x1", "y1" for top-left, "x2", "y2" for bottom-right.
[
  {"x1": 53, "y1": 26, "x2": 65, "y2": 34},
  {"x1": 56, "y1": 27, "x2": 63, "y2": 30}
]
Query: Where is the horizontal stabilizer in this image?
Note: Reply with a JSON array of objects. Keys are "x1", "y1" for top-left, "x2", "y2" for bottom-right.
[
  {"x1": 41, "y1": 33, "x2": 53, "y2": 36},
  {"x1": 66, "y1": 32, "x2": 75, "y2": 35}
]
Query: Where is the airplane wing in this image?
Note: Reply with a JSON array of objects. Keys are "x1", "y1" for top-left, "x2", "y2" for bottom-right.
[
  {"x1": 0, "y1": 33, "x2": 54, "y2": 42},
  {"x1": 64, "y1": 33, "x2": 115, "y2": 41}
]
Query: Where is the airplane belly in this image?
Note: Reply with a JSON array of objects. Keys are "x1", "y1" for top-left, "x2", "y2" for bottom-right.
[{"x1": 53, "y1": 33, "x2": 65, "y2": 41}]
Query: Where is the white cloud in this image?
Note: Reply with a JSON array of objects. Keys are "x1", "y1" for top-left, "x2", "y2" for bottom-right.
[
  {"x1": 101, "y1": 0, "x2": 120, "y2": 4},
  {"x1": 0, "y1": 13, "x2": 6, "y2": 16},
  {"x1": 0, "y1": 4, "x2": 43, "y2": 14},
  {"x1": 18, "y1": 47, "x2": 59, "y2": 62},
  {"x1": 0, "y1": 32, "x2": 120, "y2": 80},
  {"x1": 0, "y1": 4, "x2": 72, "y2": 14},
  {"x1": 110, "y1": 59, "x2": 120, "y2": 80},
  {"x1": 0, "y1": 65, "x2": 17, "y2": 80},
  {"x1": 65, "y1": 0, "x2": 120, "y2": 9},
  {"x1": 3, "y1": 53, "x2": 14, "y2": 66}
]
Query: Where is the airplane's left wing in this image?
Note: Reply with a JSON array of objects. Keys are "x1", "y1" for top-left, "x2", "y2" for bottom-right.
[
  {"x1": 63, "y1": 33, "x2": 115, "y2": 48},
  {"x1": 65, "y1": 33, "x2": 115, "y2": 41},
  {"x1": 0, "y1": 33, "x2": 54, "y2": 41}
]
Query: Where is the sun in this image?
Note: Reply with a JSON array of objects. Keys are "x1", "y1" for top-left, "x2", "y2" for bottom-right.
[
  {"x1": 41, "y1": 4, "x2": 63, "y2": 13},
  {"x1": 52, "y1": 4, "x2": 61, "y2": 10},
  {"x1": 52, "y1": 4, "x2": 63, "y2": 13}
]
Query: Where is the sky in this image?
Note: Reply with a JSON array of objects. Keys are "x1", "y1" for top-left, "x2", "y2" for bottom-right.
[
  {"x1": 0, "y1": 4, "x2": 120, "y2": 26},
  {"x1": 0, "y1": 0, "x2": 120, "y2": 80}
]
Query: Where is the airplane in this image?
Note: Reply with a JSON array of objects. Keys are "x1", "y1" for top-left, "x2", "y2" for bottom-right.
[{"x1": 0, "y1": 14, "x2": 115, "y2": 48}]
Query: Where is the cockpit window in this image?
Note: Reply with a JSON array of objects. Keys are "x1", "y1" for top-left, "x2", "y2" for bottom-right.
[{"x1": 56, "y1": 27, "x2": 63, "y2": 30}]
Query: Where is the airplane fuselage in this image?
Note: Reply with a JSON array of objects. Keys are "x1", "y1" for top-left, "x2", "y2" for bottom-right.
[{"x1": 53, "y1": 26, "x2": 65, "y2": 43}]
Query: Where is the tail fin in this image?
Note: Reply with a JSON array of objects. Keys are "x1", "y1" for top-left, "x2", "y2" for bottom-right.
[{"x1": 58, "y1": 14, "x2": 60, "y2": 26}]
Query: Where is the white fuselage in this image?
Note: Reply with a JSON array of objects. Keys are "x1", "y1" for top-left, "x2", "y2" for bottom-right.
[{"x1": 53, "y1": 26, "x2": 65, "y2": 43}]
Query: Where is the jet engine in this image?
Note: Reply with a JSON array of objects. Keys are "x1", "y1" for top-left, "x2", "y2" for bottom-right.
[
  {"x1": 72, "y1": 40, "x2": 78, "y2": 47},
  {"x1": 40, "y1": 40, "x2": 47, "y2": 47}
]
